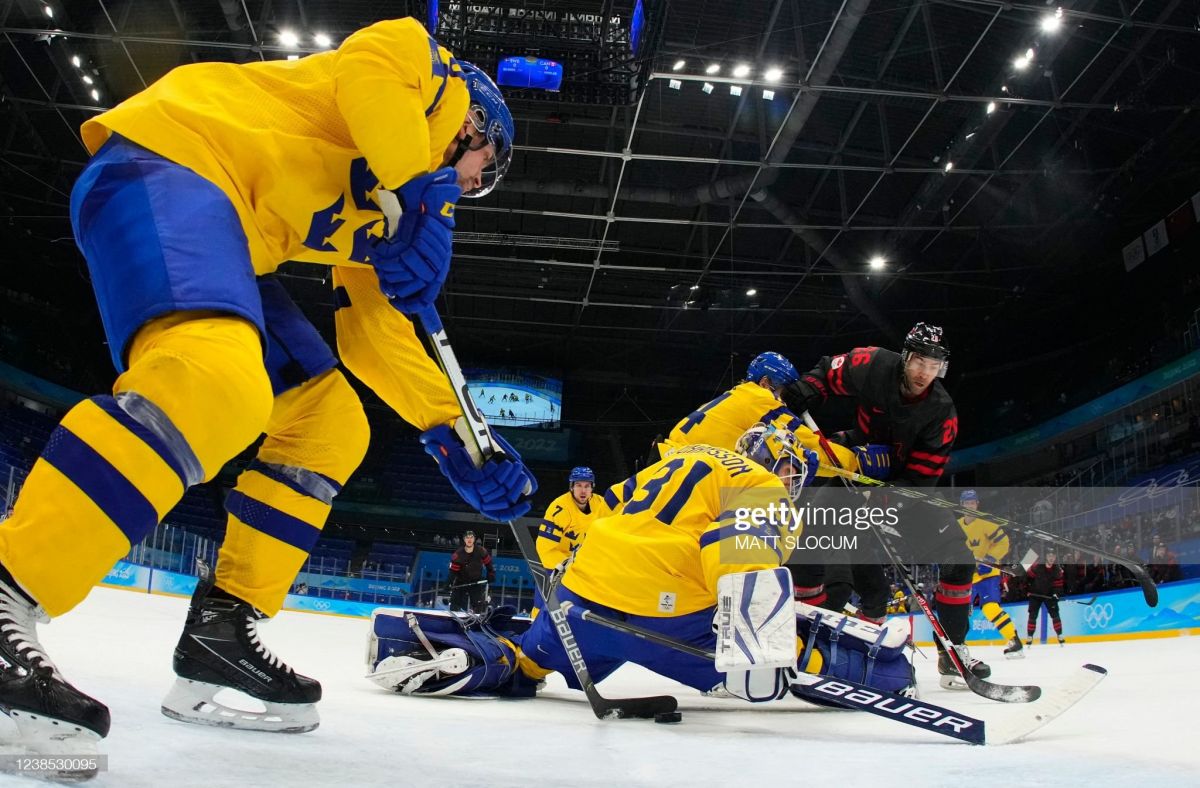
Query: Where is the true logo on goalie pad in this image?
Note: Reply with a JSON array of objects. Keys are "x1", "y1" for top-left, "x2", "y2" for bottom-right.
[{"x1": 658, "y1": 592, "x2": 677, "y2": 613}]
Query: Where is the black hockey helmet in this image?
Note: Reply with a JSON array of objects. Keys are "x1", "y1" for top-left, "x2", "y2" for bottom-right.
[{"x1": 902, "y1": 323, "x2": 949, "y2": 377}]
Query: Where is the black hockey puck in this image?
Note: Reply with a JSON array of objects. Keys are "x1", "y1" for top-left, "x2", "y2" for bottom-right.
[{"x1": 654, "y1": 711, "x2": 683, "y2": 724}]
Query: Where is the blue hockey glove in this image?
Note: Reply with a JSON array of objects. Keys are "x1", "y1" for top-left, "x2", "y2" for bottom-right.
[
  {"x1": 420, "y1": 424, "x2": 538, "y2": 521},
  {"x1": 798, "y1": 447, "x2": 819, "y2": 487},
  {"x1": 853, "y1": 444, "x2": 891, "y2": 480},
  {"x1": 372, "y1": 167, "x2": 462, "y2": 315}
]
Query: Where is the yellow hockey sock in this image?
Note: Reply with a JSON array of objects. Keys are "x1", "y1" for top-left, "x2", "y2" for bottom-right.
[{"x1": 982, "y1": 601, "x2": 1017, "y2": 641}]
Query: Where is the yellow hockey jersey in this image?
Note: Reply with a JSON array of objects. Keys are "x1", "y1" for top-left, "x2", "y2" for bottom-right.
[
  {"x1": 886, "y1": 589, "x2": 908, "y2": 614},
  {"x1": 80, "y1": 18, "x2": 472, "y2": 433},
  {"x1": 535, "y1": 490, "x2": 612, "y2": 569},
  {"x1": 81, "y1": 17, "x2": 470, "y2": 276},
  {"x1": 957, "y1": 514, "x2": 1009, "y2": 580},
  {"x1": 662, "y1": 382, "x2": 857, "y2": 476},
  {"x1": 666, "y1": 383, "x2": 794, "y2": 454},
  {"x1": 564, "y1": 444, "x2": 796, "y2": 617}
]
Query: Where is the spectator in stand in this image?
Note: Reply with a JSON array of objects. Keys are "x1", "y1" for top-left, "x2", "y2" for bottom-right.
[
  {"x1": 1063, "y1": 550, "x2": 1087, "y2": 595},
  {"x1": 448, "y1": 530, "x2": 494, "y2": 613},
  {"x1": 1149, "y1": 543, "x2": 1182, "y2": 585},
  {"x1": 1025, "y1": 549, "x2": 1066, "y2": 646}
]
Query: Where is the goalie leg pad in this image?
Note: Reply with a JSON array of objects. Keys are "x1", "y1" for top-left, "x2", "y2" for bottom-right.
[
  {"x1": 793, "y1": 603, "x2": 914, "y2": 697},
  {"x1": 367, "y1": 607, "x2": 524, "y2": 697}
]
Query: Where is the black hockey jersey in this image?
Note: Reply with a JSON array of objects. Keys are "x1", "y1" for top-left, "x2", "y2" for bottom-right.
[
  {"x1": 1027, "y1": 561, "x2": 1065, "y2": 596},
  {"x1": 789, "y1": 346, "x2": 957, "y2": 486}
]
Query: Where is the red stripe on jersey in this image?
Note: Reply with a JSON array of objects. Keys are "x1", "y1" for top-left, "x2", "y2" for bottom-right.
[
  {"x1": 906, "y1": 461, "x2": 944, "y2": 477},
  {"x1": 856, "y1": 406, "x2": 870, "y2": 434},
  {"x1": 803, "y1": 375, "x2": 827, "y2": 397},
  {"x1": 909, "y1": 450, "x2": 948, "y2": 464}
]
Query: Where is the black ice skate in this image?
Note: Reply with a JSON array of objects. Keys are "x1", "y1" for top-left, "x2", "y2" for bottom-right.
[
  {"x1": 1003, "y1": 635, "x2": 1025, "y2": 660},
  {"x1": 0, "y1": 565, "x2": 109, "y2": 780},
  {"x1": 937, "y1": 643, "x2": 991, "y2": 690},
  {"x1": 161, "y1": 579, "x2": 320, "y2": 733}
]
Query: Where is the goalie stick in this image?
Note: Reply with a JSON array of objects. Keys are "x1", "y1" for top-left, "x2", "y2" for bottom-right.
[
  {"x1": 811, "y1": 460, "x2": 1159, "y2": 609},
  {"x1": 412, "y1": 305, "x2": 676, "y2": 721},
  {"x1": 562, "y1": 599, "x2": 1106, "y2": 745},
  {"x1": 801, "y1": 412, "x2": 1041, "y2": 703}
]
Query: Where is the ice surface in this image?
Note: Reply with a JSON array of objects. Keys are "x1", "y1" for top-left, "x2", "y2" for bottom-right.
[{"x1": 1, "y1": 587, "x2": 1196, "y2": 787}]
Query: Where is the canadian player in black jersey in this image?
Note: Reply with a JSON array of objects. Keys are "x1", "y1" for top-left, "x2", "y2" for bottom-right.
[{"x1": 783, "y1": 323, "x2": 990, "y2": 689}]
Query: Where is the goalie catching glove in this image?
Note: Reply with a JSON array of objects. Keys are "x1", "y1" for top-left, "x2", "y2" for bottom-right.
[{"x1": 420, "y1": 421, "x2": 537, "y2": 521}]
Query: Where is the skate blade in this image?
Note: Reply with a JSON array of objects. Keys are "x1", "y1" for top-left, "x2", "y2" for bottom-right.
[
  {"x1": 161, "y1": 679, "x2": 318, "y2": 734},
  {"x1": 0, "y1": 710, "x2": 103, "y2": 781},
  {"x1": 938, "y1": 675, "x2": 969, "y2": 691},
  {"x1": 1005, "y1": 651, "x2": 1026, "y2": 660}
]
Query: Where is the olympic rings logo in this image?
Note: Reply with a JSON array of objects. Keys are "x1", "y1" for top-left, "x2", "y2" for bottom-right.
[{"x1": 1083, "y1": 603, "x2": 1115, "y2": 629}]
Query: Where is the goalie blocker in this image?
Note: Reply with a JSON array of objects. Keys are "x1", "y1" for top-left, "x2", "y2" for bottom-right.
[{"x1": 365, "y1": 569, "x2": 913, "y2": 702}]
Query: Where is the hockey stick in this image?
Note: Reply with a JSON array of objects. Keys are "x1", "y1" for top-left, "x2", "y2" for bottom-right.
[
  {"x1": 563, "y1": 600, "x2": 1106, "y2": 745},
  {"x1": 413, "y1": 306, "x2": 676, "y2": 721},
  {"x1": 1028, "y1": 592, "x2": 1099, "y2": 606},
  {"x1": 800, "y1": 412, "x2": 1041, "y2": 703},
  {"x1": 811, "y1": 461, "x2": 1159, "y2": 608}
]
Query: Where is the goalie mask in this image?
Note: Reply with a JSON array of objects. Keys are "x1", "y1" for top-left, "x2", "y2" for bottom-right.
[{"x1": 735, "y1": 424, "x2": 809, "y2": 501}]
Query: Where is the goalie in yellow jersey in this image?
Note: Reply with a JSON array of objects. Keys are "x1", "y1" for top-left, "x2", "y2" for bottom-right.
[
  {"x1": 958, "y1": 490, "x2": 1023, "y2": 659},
  {"x1": 366, "y1": 426, "x2": 916, "y2": 703},
  {"x1": 0, "y1": 17, "x2": 536, "y2": 756}
]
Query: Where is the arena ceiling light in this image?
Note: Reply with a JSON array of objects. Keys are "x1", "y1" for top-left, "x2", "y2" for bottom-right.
[
  {"x1": 82, "y1": 75, "x2": 93, "y2": 85},
  {"x1": 745, "y1": 288, "x2": 757, "y2": 296},
  {"x1": 278, "y1": 30, "x2": 301, "y2": 48},
  {"x1": 313, "y1": 33, "x2": 332, "y2": 48},
  {"x1": 90, "y1": 89, "x2": 99, "y2": 101},
  {"x1": 732, "y1": 64, "x2": 751, "y2": 78},
  {"x1": 762, "y1": 89, "x2": 775, "y2": 100},
  {"x1": 702, "y1": 82, "x2": 714, "y2": 94},
  {"x1": 868, "y1": 256, "x2": 887, "y2": 270},
  {"x1": 729, "y1": 84, "x2": 742, "y2": 97},
  {"x1": 986, "y1": 101, "x2": 997, "y2": 114},
  {"x1": 1041, "y1": 8, "x2": 1064, "y2": 33},
  {"x1": 705, "y1": 63, "x2": 720, "y2": 75},
  {"x1": 944, "y1": 161, "x2": 954, "y2": 172},
  {"x1": 70, "y1": 55, "x2": 81, "y2": 68},
  {"x1": 672, "y1": 59, "x2": 686, "y2": 71},
  {"x1": 763, "y1": 66, "x2": 783, "y2": 83},
  {"x1": 1013, "y1": 53, "x2": 1031, "y2": 71},
  {"x1": 42, "y1": 4, "x2": 53, "y2": 18},
  {"x1": 668, "y1": 78, "x2": 682, "y2": 90}
]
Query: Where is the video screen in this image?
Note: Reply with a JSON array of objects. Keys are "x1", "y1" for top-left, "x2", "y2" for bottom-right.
[{"x1": 464, "y1": 368, "x2": 563, "y2": 429}]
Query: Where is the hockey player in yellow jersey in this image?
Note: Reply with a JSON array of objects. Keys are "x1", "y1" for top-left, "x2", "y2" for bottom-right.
[
  {"x1": 958, "y1": 490, "x2": 1023, "y2": 658},
  {"x1": 535, "y1": 466, "x2": 611, "y2": 569},
  {"x1": 366, "y1": 425, "x2": 916, "y2": 702},
  {"x1": 656, "y1": 352, "x2": 859, "y2": 611},
  {"x1": 0, "y1": 18, "x2": 536, "y2": 757},
  {"x1": 886, "y1": 584, "x2": 909, "y2": 614},
  {"x1": 663, "y1": 352, "x2": 859, "y2": 477}
]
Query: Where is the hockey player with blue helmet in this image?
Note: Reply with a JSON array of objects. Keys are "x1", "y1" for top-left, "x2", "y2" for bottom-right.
[{"x1": 536, "y1": 466, "x2": 611, "y2": 569}]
